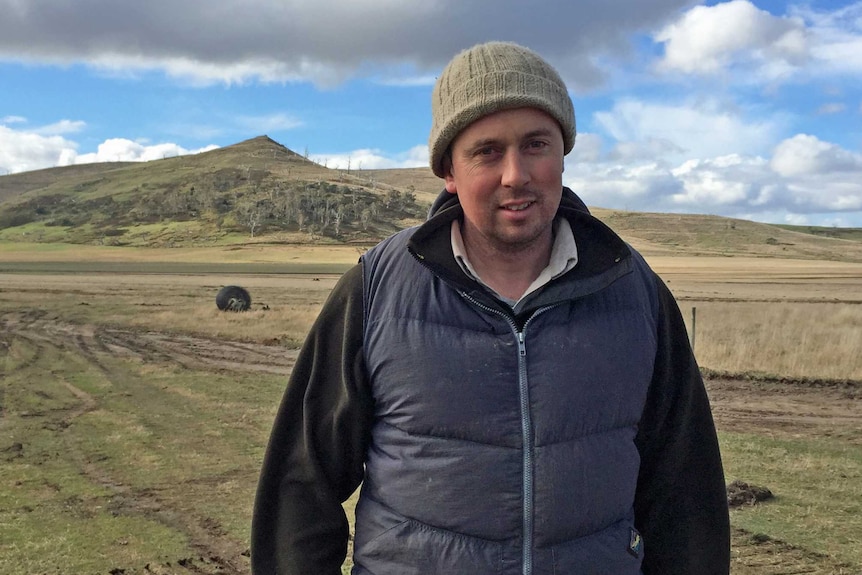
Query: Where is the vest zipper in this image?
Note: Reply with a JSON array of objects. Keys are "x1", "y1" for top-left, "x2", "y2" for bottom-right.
[
  {"x1": 460, "y1": 292, "x2": 557, "y2": 575},
  {"x1": 516, "y1": 329, "x2": 533, "y2": 575}
]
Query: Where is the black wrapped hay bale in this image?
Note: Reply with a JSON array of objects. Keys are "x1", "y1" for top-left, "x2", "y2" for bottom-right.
[{"x1": 216, "y1": 285, "x2": 252, "y2": 312}]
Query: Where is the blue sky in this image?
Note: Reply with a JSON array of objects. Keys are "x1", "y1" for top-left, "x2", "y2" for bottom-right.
[{"x1": 1, "y1": 0, "x2": 861, "y2": 227}]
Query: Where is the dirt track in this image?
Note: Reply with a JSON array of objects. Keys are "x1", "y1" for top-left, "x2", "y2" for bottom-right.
[
  {"x1": 2, "y1": 309, "x2": 279, "y2": 575},
  {"x1": 707, "y1": 376, "x2": 862, "y2": 445},
  {"x1": 3, "y1": 309, "x2": 860, "y2": 574}
]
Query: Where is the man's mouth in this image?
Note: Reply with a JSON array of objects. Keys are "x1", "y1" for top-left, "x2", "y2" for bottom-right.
[{"x1": 503, "y1": 201, "x2": 534, "y2": 211}]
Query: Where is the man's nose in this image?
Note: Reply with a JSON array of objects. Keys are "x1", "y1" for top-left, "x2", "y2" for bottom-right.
[{"x1": 501, "y1": 150, "x2": 530, "y2": 188}]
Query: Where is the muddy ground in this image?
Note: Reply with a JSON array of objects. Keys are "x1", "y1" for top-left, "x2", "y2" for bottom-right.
[{"x1": 3, "y1": 309, "x2": 861, "y2": 574}]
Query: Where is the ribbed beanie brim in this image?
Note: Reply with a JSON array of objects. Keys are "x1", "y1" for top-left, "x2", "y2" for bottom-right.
[{"x1": 429, "y1": 42, "x2": 576, "y2": 178}]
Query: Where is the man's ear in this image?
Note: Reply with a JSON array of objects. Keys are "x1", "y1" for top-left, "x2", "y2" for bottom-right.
[
  {"x1": 444, "y1": 178, "x2": 457, "y2": 195},
  {"x1": 443, "y1": 157, "x2": 457, "y2": 194}
]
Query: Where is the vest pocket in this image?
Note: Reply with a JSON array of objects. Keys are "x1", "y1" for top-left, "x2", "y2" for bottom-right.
[
  {"x1": 550, "y1": 518, "x2": 644, "y2": 575},
  {"x1": 353, "y1": 496, "x2": 506, "y2": 575}
]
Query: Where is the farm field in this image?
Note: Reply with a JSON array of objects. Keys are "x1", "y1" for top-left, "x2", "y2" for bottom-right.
[{"x1": 1, "y1": 248, "x2": 861, "y2": 574}]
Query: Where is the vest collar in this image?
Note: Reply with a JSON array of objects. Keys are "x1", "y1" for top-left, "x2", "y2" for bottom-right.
[{"x1": 407, "y1": 187, "x2": 634, "y2": 315}]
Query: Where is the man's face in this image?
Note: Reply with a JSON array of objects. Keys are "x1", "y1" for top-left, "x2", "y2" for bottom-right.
[{"x1": 444, "y1": 107, "x2": 565, "y2": 258}]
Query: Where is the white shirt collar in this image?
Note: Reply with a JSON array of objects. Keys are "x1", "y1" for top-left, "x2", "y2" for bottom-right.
[{"x1": 451, "y1": 217, "x2": 578, "y2": 307}]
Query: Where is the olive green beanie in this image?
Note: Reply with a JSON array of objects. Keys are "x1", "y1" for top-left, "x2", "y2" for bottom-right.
[{"x1": 429, "y1": 41, "x2": 576, "y2": 178}]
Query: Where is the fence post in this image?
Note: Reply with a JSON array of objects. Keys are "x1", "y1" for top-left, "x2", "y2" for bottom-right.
[{"x1": 690, "y1": 306, "x2": 697, "y2": 352}]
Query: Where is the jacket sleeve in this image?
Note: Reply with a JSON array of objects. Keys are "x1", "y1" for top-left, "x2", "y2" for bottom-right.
[
  {"x1": 634, "y1": 277, "x2": 731, "y2": 575},
  {"x1": 251, "y1": 264, "x2": 373, "y2": 575}
]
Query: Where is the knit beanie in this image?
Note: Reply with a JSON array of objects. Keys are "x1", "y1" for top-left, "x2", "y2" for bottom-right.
[{"x1": 429, "y1": 41, "x2": 576, "y2": 178}]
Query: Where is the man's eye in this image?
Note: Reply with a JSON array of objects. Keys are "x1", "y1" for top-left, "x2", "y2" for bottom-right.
[{"x1": 528, "y1": 140, "x2": 548, "y2": 149}]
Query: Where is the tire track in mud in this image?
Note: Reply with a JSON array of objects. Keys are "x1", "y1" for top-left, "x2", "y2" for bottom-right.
[
  {"x1": 704, "y1": 376, "x2": 862, "y2": 444},
  {"x1": 1, "y1": 309, "x2": 298, "y2": 376},
  {"x1": 0, "y1": 319, "x2": 46, "y2": 419},
  {"x1": 0, "y1": 311, "x2": 47, "y2": 377},
  {"x1": 2, "y1": 310, "x2": 283, "y2": 574},
  {"x1": 1, "y1": 309, "x2": 115, "y2": 377},
  {"x1": 98, "y1": 328, "x2": 297, "y2": 375}
]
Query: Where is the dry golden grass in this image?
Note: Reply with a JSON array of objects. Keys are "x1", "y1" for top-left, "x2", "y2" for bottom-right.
[
  {"x1": 0, "y1": 241, "x2": 364, "y2": 265},
  {"x1": 649, "y1": 256, "x2": 862, "y2": 302},
  {"x1": 126, "y1": 300, "x2": 328, "y2": 347},
  {"x1": 686, "y1": 302, "x2": 862, "y2": 380},
  {"x1": 645, "y1": 256, "x2": 862, "y2": 380},
  {"x1": 0, "y1": 272, "x2": 340, "y2": 348},
  {"x1": 2, "y1": 252, "x2": 861, "y2": 380}
]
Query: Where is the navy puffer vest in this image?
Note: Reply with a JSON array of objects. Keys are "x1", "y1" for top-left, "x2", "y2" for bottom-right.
[{"x1": 353, "y1": 223, "x2": 658, "y2": 575}]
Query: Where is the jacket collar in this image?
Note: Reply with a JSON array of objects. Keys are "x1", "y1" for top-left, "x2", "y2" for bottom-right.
[{"x1": 407, "y1": 187, "x2": 633, "y2": 316}]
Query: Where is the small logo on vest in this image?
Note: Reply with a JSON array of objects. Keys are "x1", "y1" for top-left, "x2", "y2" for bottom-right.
[{"x1": 628, "y1": 528, "x2": 643, "y2": 558}]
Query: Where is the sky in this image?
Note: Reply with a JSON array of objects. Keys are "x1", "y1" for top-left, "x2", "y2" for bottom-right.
[{"x1": 1, "y1": 0, "x2": 861, "y2": 227}]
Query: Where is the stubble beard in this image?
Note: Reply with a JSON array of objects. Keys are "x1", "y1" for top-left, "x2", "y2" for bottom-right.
[{"x1": 465, "y1": 207, "x2": 555, "y2": 260}]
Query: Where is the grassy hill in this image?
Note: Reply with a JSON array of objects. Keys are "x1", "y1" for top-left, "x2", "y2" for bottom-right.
[
  {"x1": 590, "y1": 208, "x2": 862, "y2": 261},
  {"x1": 2, "y1": 135, "x2": 861, "y2": 262},
  {"x1": 0, "y1": 136, "x2": 429, "y2": 247}
]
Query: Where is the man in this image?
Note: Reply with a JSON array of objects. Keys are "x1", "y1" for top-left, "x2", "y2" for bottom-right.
[{"x1": 252, "y1": 41, "x2": 730, "y2": 575}]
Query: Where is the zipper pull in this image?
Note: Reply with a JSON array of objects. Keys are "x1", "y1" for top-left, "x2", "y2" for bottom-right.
[{"x1": 518, "y1": 331, "x2": 526, "y2": 357}]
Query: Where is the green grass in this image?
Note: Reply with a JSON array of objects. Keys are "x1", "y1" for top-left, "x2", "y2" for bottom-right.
[
  {"x1": 720, "y1": 431, "x2": 862, "y2": 568},
  {"x1": 0, "y1": 508, "x2": 191, "y2": 574},
  {"x1": 1, "y1": 330, "x2": 280, "y2": 573},
  {"x1": 0, "y1": 241, "x2": 86, "y2": 255},
  {"x1": 0, "y1": 220, "x2": 73, "y2": 243},
  {"x1": 774, "y1": 224, "x2": 862, "y2": 242}
]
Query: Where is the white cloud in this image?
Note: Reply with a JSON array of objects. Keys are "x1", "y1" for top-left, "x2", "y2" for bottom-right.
[
  {"x1": 73, "y1": 138, "x2": 219, "y2": 164},
  {"x1": 310, "y1": 145, "x2": 428, "y2": 171},
  {"x1": 793, "y1": 2, "x2": 862, "y2": 76},
  {"x1": 568, "y1": 133, "x2": 604, "y2": 163},
  {"x1": 606, "y1": 139, "x2": 685, "y2": 164},
  {"x1": 566, "y1": 160, "x2": 683, "y2": 209},
  {"x1": 0, "y1": 125, "x2": 78, "y2": 174},
  {"x1": 593, "y1": 98, "x2": 785, "y2": 162},
  {"x1": 771, "y1": 134, "x2": 862, "y2": 178},
  {"x1": 0, "y1": 124, "x2": 218, "y2": 173},
  {"x1": 655, "y1": 0, "x2": 862, "y2": 84},
  {"x1": 1, "y1": 115, "x2": 27, "y2": 124},
  {"x1": 816, "y1": 102, "x2": 846, "y2": 115},
  {"x1": 31, "y1": 119, "x2": 87, "y2": 136},
  {"x1": 564, "y1": 129, "x2": 862, "y2": 225},
  {"x1": 669, "y1": 155, "x2": 771, "y2": 207},
  {"x1": 376, "y1": 75, "x2": 438, "y2": 88},
  {"x1": 655, "y1": 0, "x2": 808, "y2": 77}
]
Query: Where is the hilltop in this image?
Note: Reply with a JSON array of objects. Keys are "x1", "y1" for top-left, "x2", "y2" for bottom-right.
[{"x1": 1, "y1": 135, "x2": 861, "y2": 262}]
